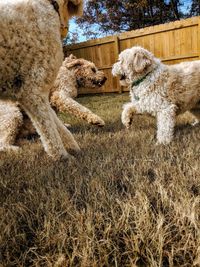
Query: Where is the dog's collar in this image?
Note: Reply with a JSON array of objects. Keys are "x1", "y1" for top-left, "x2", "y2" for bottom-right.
[{"x1": 131, "y1": 68, "x2": 156, "y2": 88}]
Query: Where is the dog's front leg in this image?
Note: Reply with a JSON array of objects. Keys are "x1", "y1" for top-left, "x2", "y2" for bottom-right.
[
  {"x1": 51, "y1": 91, "x2": 105, "y2": 126},
  {"x1": 156, "y1": 105, "x2": 176, "y2": 144},
  {"x1": 49, "y1": 107, "x2": 80, "y2": 156},
  {"x1": 121, "y1": 103, "x2": 138, "y2": 128}
]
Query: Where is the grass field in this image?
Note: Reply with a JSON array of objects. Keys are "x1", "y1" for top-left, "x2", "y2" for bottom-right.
[{"x1": 0, "y1": 93, "x2": 200, "y2": 267}]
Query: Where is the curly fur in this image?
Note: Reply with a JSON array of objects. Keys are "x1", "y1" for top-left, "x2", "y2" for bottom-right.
[
  {"x1": 50, "y1": 54, "x2": 106, "y2": 126},
  {"x1": 0, "y1": 55, "x2": 106, "y2": 147},
  {"x1": 0, "y1": 0, "x2": 82, "y2": 159},
  {"x1": 112, "y1": 46, "x2": 200, "y2": 144},
  {"x1": 0, "y1": 100, "x2": 23, "y2": 151}
]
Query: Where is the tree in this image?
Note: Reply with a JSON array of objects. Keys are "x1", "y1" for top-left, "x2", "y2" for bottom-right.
[
  {"x1": 170, "y1": 0, "x2": 181, "y2": 19},
  {"x1": 62, "y1": 22, "x2": 79, "y2": 45},
  {"x1": 190, "y1": 0, "x2": 200, "y2": 15},
  {"x1": 76, "y1": 0, "x2": 185, "y2": 39},
  {"x1": 63, "y1": 31, "x2": 79, "y2": 45}
]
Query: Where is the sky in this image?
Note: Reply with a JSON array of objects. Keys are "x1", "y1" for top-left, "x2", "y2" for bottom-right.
[
  {"x1": 68, "y1": 0, "x2": 193, "y2": 43},
  {"x1": 68, "y1": 19, "x2": 87, "y2": 42},
  {"x1": 181, "y1": 0, "x2": 192, "y2": 11}
]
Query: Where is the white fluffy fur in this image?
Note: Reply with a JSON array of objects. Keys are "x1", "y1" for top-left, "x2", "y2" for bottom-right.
[{"x1": 112, "y1": 46, "x2": 200, "y2": 144}]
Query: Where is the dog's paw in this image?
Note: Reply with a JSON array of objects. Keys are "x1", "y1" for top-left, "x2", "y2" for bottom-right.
[
  {"x1": 126, "y1": 121, "x2": 132, "y2": 129},
  {"x1": 155, "y1": 139, "x2": 172, "y2": 146},
  {"x1": 67, "y1": 148, "x2": 81, "y2": 158},
  {"x1": 190, "y1": 119, "x2": 199, "y2": 127},
  {"x1": 64, "y1": 123, "x2": 72, "y2": 128},
  {"x1": 121, "y1": 111, "x2": 133, "y2": 129},
  {"x1": 65, "y1": 142, "x2": 81, "y2": 157},
  {"x1": 121, "y1": 117, "x2": 133, "y2": 129},
  {"x1": 90, "y1": 116, "x2": 105, "y2": 127}
]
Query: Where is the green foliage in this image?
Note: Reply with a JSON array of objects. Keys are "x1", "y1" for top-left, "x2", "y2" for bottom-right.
[
  {"x1": 191, "y1": 0, "x2": 200, "y2": 15},
  {"x1": 76, "y1": 0, "x2": 186, "y2": 39}
]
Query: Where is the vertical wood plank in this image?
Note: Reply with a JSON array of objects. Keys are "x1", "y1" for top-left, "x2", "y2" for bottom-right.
[
  {"x1": 197, "y1": 18, "x2": 200, "y2": 60},
  {"x1": 113, "y1": 35, "x2": 122, "y2": 93}
]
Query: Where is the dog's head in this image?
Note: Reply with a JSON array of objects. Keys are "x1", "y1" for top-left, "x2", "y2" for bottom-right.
[
  {"x1": 58, "y1": 0, "x2": 83, "y2": 38},
  {"x1": 65, "y1": 54, "x2": 107, "y2": 89},
  {"x1": 112, "y1": 46, "x2": 156, "y2": 86}
]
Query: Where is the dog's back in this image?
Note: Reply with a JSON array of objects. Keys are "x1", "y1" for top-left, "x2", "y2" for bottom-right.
[{"x1": 166, "y1": 60, "x2": 200, "y2": 112}]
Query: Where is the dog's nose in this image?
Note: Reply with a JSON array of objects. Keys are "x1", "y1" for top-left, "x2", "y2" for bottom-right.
[{"x1": 120, "y1": 74, "x2": 126, "y2": 80}]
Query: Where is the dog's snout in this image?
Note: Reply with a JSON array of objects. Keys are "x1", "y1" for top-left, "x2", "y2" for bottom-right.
[{"x1": 92, "y1": 77, "x2": 107, "y2": 87}]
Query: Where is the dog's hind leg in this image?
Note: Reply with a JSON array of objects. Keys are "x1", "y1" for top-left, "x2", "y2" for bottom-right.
[
  {"x1": 20, "y1": 93, "x2": 68, "y2": 160},
  {"x1": 0, "y1": 100, "x2": 23, "y2": 151},
  {"x1": 49, "y1": 107, "x2": 80, "y2": 156}
]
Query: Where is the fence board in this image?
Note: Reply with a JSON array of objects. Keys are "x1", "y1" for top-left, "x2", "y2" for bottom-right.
[{"x1": 64, "y1": 17, "x2": 200, "y2": 94}]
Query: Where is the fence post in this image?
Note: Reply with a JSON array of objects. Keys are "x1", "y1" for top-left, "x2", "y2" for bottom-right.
[
  {"x1": 198, "y1": 18, "x2": 200, "y2": 60},
  {"x1": 113, "y1": 35, "x2": 122, "y2": 93}
]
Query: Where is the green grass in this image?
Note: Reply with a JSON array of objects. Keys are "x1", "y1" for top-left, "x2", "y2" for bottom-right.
[{"x1": 0, "y1": 93, "x2": 200, "y2": 266}]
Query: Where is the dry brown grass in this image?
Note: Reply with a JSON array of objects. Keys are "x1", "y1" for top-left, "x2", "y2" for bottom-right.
[{"x1": 0, "y1": 93, "x2": 200, "y2": 267}]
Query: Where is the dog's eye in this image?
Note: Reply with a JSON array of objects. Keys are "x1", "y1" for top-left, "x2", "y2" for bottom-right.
[{"x1": 92, "y1": 68, "x2": 96, "y2": 73}]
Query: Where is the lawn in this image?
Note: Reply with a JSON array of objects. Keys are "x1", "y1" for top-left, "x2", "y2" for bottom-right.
[{"x1": 0, "y1": 93, "x2": 200, "y2": 267}]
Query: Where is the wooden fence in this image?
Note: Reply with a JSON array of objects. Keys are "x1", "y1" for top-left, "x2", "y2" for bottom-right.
[{"x1": 64, "y1": 16, "x2": 200, "y2": 94}]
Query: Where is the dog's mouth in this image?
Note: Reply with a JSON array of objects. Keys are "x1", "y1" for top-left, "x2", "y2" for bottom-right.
[
  {"x1": 92, "y1": 77, "x2": 107, "y2": 87},
  {"x1": 77, "y1": 77, "x2": 107, "y2": 88},
  {"x1": 120, "y1": 74, "x2": 126, "y2": 80}
]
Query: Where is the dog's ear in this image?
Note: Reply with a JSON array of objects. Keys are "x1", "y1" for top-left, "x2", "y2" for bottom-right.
[
  {"x1": 65, "y1": 59, "x2": 83, "y2": 68},
  {"x1": 68, "y1": 0, "x2": 83, "y2": 17},
  {"x1": 64, "y1": 54, "x2": 78, "y2": 64},
  {"x1": 134, "y1": 50, "x2": 152, "y2": 73},
  {"x1": 69, "y1": 54, "x2": 77, "y2": 60}
]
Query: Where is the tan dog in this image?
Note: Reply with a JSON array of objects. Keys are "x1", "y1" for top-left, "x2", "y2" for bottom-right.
[
  {"x1": 0, "y1": 55, "x2": 106, "y2": 148},
  {"x1": 0, "y1": 0, "x2": 83, "y2": 159},
  {"x1": 50, "y1": 54, "x2": 106, "y2": 126},
  {"x1": 112, "y1": 46, "x2": 200, "y2": 144}
]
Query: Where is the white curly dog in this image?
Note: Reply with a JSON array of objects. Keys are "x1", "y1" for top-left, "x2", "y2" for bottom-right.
[
  {"x1": 0, "y1": 55, "x2": 106, "y2": 148},
  {"x1": 112, "y1": 46, "x2": 200, "y2": 144},
  {"x1": 0, "y1": 0, "x2": 83, "y2": 159}
]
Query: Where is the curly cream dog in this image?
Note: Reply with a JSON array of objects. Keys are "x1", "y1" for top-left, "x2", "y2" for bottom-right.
[
  {"x1": 112, "y1": 46, "x2": 200, "y2": 144},
  {"x1": 50, "y1": 54, "x2": 106, "y2": 126},
  {"x1": 0, "y1": 55, "x2": 106, "y2": 147},
  {"x1": 0, "y1": 0, "x2": 82, "y2": 159}
]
